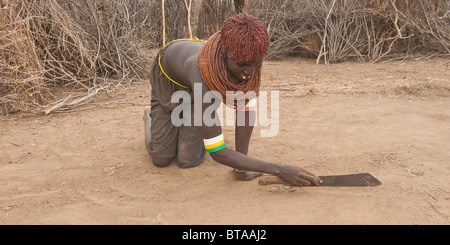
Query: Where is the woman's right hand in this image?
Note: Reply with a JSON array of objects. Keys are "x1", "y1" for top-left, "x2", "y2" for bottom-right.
[{"x1": 277, "y1": 165, "x2": 322, "y2": 186}]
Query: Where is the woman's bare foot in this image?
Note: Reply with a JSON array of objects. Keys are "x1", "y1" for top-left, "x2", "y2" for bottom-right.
[{"x1": 233, "y1": 170, "x2": 263, "y2": 181}]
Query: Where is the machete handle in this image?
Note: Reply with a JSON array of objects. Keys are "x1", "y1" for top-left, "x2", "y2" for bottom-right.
[{"x1": 258, "y1": 175, "x2": 295, "y2": 186}]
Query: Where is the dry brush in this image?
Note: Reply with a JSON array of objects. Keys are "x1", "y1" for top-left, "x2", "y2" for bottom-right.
[
  {"x1": 1, "y1": 0, "x2": 155, "y2": 115},
  {"x1": 1, "y1": 0, "x2": 449, "y2": 116}
]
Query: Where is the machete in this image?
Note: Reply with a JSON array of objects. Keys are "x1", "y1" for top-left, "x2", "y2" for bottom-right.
[{"x1": 258, "y1": 173, "x2": 382, "y2": 187}]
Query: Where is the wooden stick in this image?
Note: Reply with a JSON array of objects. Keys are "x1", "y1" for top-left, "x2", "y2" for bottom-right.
[
  {"x1": 184, "y1": 0, "x2": 192, "y2": 39},
  {"x1": 162, "y1": 0, "x2": 166, "y2": 46},
  {"x1": 316, "y1": 0, "x2": 336, "y2": 64}
]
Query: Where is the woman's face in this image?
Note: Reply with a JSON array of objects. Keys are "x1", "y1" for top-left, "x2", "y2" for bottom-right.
[{"x1": 226, "y1": 57, "x2": 263, "y2": 83}]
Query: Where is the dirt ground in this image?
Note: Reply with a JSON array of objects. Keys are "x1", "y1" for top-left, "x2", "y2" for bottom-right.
[{"x1": 1, "y1": 57, "x2": 449, "y2": 225}]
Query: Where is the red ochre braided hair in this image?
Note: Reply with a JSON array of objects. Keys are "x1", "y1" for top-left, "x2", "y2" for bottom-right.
[{"x1": 197, "y1": 14, "x2": 270, "y2": 108}]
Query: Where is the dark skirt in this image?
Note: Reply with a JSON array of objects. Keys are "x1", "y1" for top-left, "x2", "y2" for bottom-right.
[{"x1": 146, "y1": 43, "x2": 206, "y2": 168}]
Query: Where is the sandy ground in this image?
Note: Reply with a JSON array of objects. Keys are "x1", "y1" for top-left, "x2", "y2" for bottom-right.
[{"x1": 1, "y1": 57, "x2": 449, "y2": 225}]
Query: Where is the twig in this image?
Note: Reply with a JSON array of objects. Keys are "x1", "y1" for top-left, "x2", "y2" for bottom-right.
[
  {"x1": 183, "y1": 0, "x2": 192, "y2": 39},
  {"x1": 42, "y1": 86, "x2": 107, "y2": 115},
  {"x1": 162, "y1": 0, "x2": 166, "y2": 46},
  {"x1": 44, "y1": 95, "x2": 73, "y2": 115},
  {"x1": 407, "y1": 168, "x2": 414, "y2": 177},
  {"x1": 427, "y1": 199, "x2": 450, "y2": 223},
  {"x1": 316, "y1": 0, "x2": 336, "y2": 64},
  {"x1": 370, "y1": 0, "x2": 414, "y2": 64},
  {"x1": 426, "y1": 191, "x2": 438, "y2": 201}
]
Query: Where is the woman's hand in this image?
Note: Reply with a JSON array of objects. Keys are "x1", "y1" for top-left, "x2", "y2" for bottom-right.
[{"x1": 278, "y1": 165, "x2": 322, "y2": 187}]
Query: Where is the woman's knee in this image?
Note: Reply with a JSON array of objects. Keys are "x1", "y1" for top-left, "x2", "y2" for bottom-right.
[
  {"x1": 176, "y1": 148, "x2": 206, "y2": 168},
  {"x1": 151, "y1": 156, "x2": 173, "y2": 168}
]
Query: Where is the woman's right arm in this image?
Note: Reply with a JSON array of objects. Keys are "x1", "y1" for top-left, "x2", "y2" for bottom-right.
[{"x1": 195, "y1": 81, "x2": 321, "y2": 186}]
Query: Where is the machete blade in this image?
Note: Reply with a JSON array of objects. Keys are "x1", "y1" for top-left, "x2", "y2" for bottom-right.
[
  {"x1": 258, "y1": 173, "x2": 382, "y2": 187},
  {"x1": 316, "y1": 173, "x2": 382, "y2": 187}
]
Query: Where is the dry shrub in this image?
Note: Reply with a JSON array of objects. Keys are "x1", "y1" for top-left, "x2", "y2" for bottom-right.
[
  {"x1": 1, "y1": 1, "x2": 48, "y2": 114},
  {"x1": 1, "y1": 0, "x2": 154, "y2": 116},
  {"x1": 1, "y1": 0, "x2": 449, "y2": 116},
  {"x1": 196, "y1": 0, "x2": 235, "y2": 39},
  {"x1": 247, "y1": 0, "x2": 449, "y2": 63}
]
